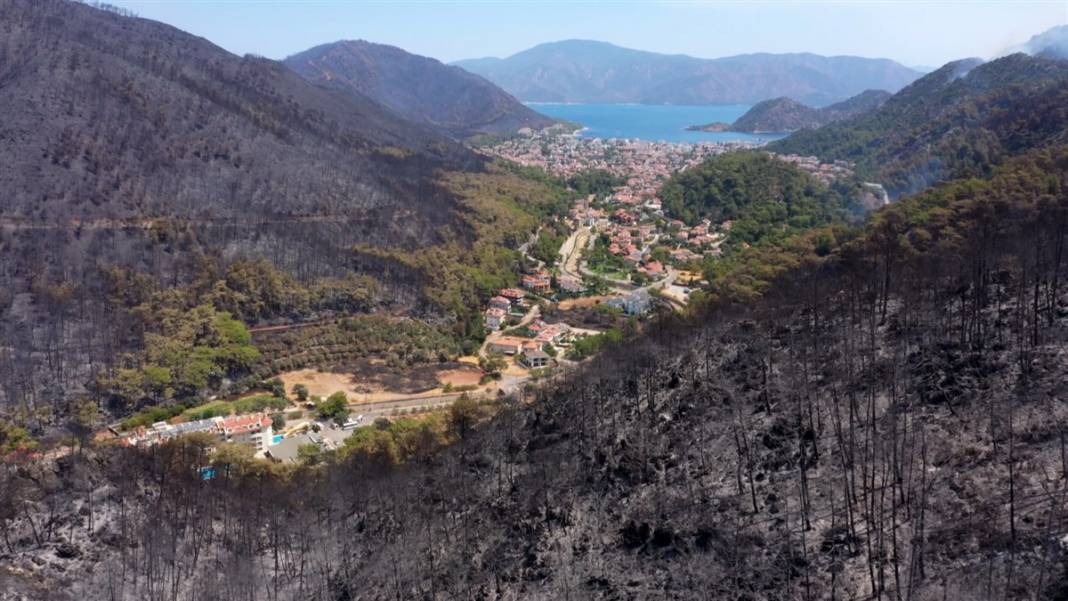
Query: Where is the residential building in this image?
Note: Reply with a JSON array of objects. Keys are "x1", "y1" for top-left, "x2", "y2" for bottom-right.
[
  {"x1": 534, "y1": 323, "x2": 570, "y2": 345},
  {"x1": 218, "y1": 414, "x2": 273, "y2": 452},
  {"x1": 499, "y1": 288, "x2": 526, "y2": 302},
  {"x1": 484, "y1": 307, "x2": 506, "y2": 331},
  {"x1": 557, "y1": 275, "x2": 585, "y2": 294},
  {"x1": 520, "y1": 349, "x2": 551, "y2": 369},
  {"x1": 671, "y1": 249, "x2": 700, "y2": 263},
  {"x1": 608, "y1": 289, "x2": 653, "y2": 316},
  {"x1": 488, "y1": 336, "x2": 528, "y2": 355},
  {"x1": 520, "y1": 271, "x2": 552, "y2": 293},
  {"x1": 520, "y1": 340, "x2": 543, "y2": 354},
  {"x1": 123, "y1": 413, "x2": 273, "y2": 451}
]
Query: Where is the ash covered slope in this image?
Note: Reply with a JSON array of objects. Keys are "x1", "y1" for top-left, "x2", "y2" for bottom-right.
[
  {"x1": 5, "y1": 148, "x2": 1068, "y2": 601},
  {"x1": 285, "y1": 40, "x2": 557, "y2": 138},
  {"x1": 0, "y1": 0, "x2": 478, "y2": 249}
]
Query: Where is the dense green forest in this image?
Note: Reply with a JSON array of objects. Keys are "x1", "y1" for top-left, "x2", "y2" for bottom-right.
[
  {"x1": 566, "y1": 168, "x2": 625, "y2": 198},
  {"x1": 659, "y1": 151, "x2": 861, "y2": 245}
]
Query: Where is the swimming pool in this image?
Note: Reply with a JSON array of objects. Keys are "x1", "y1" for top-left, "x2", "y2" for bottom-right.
[{"x1": 271, "y1": 434, "x2": 284, "y2": 445}]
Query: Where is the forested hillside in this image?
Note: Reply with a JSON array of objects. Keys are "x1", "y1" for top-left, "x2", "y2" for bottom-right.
[
  {"x1": 723, "y1": 89, "x2": 891, "y2": 133},
  {"x1": 0, "y1": 0, "x2": 482, "y2": 293},
  {"x1": 771, "y1": 54, "x2": 1068, "y2": 197},
  {"x1": 3, "y1": 135, "x2": 1067, "y2": 599},
  {"x1": 658, "y1": 152, "x2": 862, "y2": 246}
]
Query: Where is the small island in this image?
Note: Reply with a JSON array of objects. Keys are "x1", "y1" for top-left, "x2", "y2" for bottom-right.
[{"x1": 685, "y1": 121, "x2": 732, "y2": 132}]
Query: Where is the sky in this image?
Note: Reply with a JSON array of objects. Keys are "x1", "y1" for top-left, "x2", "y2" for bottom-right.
[{"x1": 104, "y1": 1, "x2": 1067, "y2": 68}]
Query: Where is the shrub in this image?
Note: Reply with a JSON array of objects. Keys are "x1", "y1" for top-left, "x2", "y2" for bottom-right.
[
  {"x1": 270, "y1": 413, "x2": 285, "y2": 431},
  {"x1": 316, "y1": 392, "x2": 349, "y2": 425}
]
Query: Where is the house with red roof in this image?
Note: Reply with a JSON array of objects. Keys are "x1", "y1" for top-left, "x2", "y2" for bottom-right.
[
  {"x1": 520, "y1": 273, "x2": 551, "y2": 293},
  {"x1": 488, "y1": 336, "x2": 529, "y2": 355},
  {"x1": 218, "y1": 414, "x2": 273, "y2": 452},
  {"x1": 499, "y1": 288, "x2": 526, "y2": 301}
]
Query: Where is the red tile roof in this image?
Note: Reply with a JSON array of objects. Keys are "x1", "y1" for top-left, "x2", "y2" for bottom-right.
[{"x1": 219, "y1": 414, "x2": 270, "y2": 436}]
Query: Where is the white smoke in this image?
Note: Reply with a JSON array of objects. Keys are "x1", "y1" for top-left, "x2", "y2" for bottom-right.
[{"x1": 996, "y1": 25, "x2": 1068, "y2": 60}]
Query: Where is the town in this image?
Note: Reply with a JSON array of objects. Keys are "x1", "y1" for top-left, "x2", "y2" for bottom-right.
[
  {"x1": 482, "y1": 129, "x2": 854, "y2": 309},
  {"x1": 105, "y1": 129, "x2": 858, "y2": 464}
]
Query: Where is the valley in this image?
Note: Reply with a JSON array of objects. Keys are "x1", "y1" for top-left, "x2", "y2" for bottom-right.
[{"x1": 1, "y1": 2, "x2": 1068, "y2": 600}]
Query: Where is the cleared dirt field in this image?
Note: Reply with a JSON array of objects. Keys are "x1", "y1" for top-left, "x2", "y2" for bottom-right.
[
  {"x1": 278, "y1": 360, "x2": 488, "y2": 405},
  {"x1": 557, "y1": 295, "x2": 612, "y2": 310},
  {"x1": 279, "y1": 369, "x2": 357, "y2": 400},
  {"x1": 438, "y1": 367, "x2": 482, "y2": 387}
]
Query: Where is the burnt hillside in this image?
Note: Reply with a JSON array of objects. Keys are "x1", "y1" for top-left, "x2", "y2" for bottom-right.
[
  {"x1": 3, "y1": 148, "x2": 1067, "y2": 600},
  {"x1": 0, "y1": 0, "x2": 541, "y2": 425},
  {"x1": 285, "y1": 40, "x2": 557, "y2": 138},
  {"x1": 0, "y1": 0, "x2": 479, "y2": 249}
]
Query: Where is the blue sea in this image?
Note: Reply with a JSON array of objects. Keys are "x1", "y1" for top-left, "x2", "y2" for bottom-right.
[{"x1": 527, "y1": 103, "x2": 787, "y2": 144}]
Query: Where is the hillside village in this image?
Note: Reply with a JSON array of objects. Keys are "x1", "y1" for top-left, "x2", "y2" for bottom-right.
[
  {"x1": 482, "y1": 129, "x2": 856, "y2": 314},
  {"x1": 62, "y1": 129, "x2": 859, "y2": 465},
  {"x1": 4, "y1": 3, "x2": 1068, "y2": 599}
]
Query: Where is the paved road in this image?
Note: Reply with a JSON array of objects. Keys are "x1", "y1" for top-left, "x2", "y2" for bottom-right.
[
  {"x1": 561, "y1": 224, "x2": 682, "y2": 306},
  {"x1": 350, "y1": 393, "x2": 469, "y2": 416},
  {"x1": 557, "y1": 226, "x2": 591, "y2": 281},
  {"x1": 249, "y1": 320, "x2": 332, "y2": 334}
]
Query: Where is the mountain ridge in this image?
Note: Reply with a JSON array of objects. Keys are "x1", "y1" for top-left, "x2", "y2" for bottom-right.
[
  {"x1": 284, "y1": 40, "x2": 557, "y2": 138},
  {"x1": 690, "y1": 89, "x2": 892, "y2": 133},
  {"x1": 0, "y1": 0, "x2": 478, "y2": 236},
  {"x1": 770, "y1": 52, "x2": 1068, "y2": 196},
  {"x1": 453, "y1": 39, "x2": 922, "y2": 106},
  {"x1": 1006, "y1": 24, "x2": 1068, "y2": 60}
]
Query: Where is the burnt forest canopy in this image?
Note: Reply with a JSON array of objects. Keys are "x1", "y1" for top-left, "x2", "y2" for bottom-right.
[
  {"x1": 284, "y1": 40, "x2": 559, "y2": 139},
  {"x1": 2, "y1": 3, "x2": 1068, "y2": 601},
  {"x1": 0, "y1": 0, "x2": 574, "y2": 431}
]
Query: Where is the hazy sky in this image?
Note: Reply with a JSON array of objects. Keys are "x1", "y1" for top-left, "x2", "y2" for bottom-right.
[{"x1": 105, "y1": 1, "x2": 1067, "y2": 68}]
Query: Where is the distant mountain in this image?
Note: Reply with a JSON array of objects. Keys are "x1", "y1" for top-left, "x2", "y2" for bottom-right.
[
  {"x1": 771, "y1": 53, "x2": 1068, "y2": 196},
  {"x1": 285, "y1": 40, "x2": 557, "y2": 138},
  {"x1": 700, "y1": 89, "x2": 891, "y2": 133},
  {"x1": 0, "y1": 0, "x2": 477, "y2": 251},
  {"x1": 453, "y1": 40, "x2": 922, "y2": 106}
]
